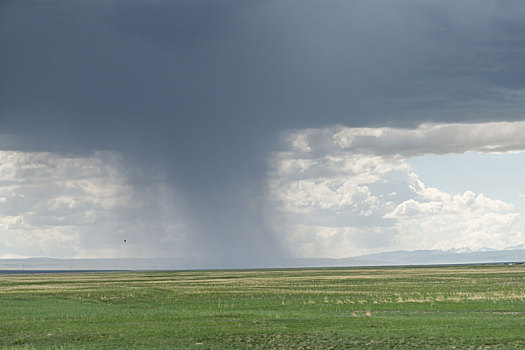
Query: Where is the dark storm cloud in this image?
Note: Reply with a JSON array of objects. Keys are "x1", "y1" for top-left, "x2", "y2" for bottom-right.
[{"x1": 2, "y1": 0, "x2": 525, "y2": 262}]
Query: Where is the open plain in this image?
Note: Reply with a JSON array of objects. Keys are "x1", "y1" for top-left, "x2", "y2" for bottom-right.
[{"x1": 1, "y1": 265, "x2": 525, "y2": 349}]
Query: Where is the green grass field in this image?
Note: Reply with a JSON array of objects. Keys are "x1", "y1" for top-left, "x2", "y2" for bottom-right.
[{"x1": 1, "y1": 265, "x2": 525, "y2": 349}]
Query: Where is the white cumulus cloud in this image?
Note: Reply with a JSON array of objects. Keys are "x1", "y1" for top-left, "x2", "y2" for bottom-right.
[
  {"x1": 269, "y1": 122, "x2": 525, "y2": 258},
  {"x1": 0, "y1": 151, "x2": 189, "y2": 258}
]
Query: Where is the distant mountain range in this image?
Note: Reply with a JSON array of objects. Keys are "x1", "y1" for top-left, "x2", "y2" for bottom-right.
[
  {"x1": 336, "y1": 248, "x2": 525, "y2": 267},
  {"x1": 1, "y1": 248, "x2": 525, "y2": 271}
]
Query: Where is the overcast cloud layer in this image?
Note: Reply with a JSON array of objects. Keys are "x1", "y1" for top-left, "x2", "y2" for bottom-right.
[{"x1": 2, "y1": 1, "x2": 525, "y2": 263}]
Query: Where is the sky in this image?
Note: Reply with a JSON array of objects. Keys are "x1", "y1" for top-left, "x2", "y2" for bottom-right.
[{"x1": 1, "y1": 0, "x2": 525, "y2": 263}]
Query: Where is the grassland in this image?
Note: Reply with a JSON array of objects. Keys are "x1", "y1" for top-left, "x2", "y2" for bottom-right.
[{"x1": 1, "y1": 265, "x2": 525, "y2": 349}]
